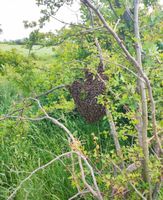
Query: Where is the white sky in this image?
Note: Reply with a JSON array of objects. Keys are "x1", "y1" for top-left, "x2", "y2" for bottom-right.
[
  {"x1": 0, "y1": 0, "x2": 81, "y2": 41},
  {"x1": 0, "y1": 0, "x2": 162, "y2": 41}
]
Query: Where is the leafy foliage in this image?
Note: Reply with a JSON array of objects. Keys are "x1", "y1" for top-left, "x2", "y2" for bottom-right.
[{"x1": 0, "y1": 1, "x2": 162, "y2": 200}]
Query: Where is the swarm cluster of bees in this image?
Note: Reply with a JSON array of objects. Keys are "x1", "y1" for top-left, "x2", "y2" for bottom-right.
[{"x1": 69, "y1": 64, "x2": 108, "y2": 123}]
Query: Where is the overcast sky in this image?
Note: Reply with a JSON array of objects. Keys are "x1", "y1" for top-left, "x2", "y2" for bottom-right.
[
  {"x1": 0, "y1": 0, "x2": 81, "y2": 41},
  {"x1": 0, "y1": 0, "x2": 162, "y2": 41}
]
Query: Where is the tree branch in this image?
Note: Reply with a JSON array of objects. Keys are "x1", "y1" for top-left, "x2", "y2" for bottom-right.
[
  {"x1": 105, "y1": 108, "x2": 124, "y2": 168},
  {"x1": 81, "y1": 0, "x2": 162, "y2": 155},
  {"x1": 30, "y1": 98, "x2": 76, "y2": 142},
  {"x1": 68, "y1": 190, "x2": 89, "y2": 200},
  {"x1": 134, "y1": 1, "x2": 152, "y2": 198},
  {"x1": 78, "y1": 156, "x2": 99, "y2": 199}
]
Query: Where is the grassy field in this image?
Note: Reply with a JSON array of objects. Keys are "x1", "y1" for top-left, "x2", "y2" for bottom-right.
[{"x1": 0, "y1": 43, "x2": 55, "y2": 57}]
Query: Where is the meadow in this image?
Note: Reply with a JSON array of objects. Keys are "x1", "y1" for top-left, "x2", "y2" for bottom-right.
[{"x1": 0, "y1": 43, "x2": 54, "y2": 57}]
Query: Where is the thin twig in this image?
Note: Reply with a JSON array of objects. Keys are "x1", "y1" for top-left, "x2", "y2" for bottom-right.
[
  {"x1": 71, "y1": 152, "x2": 81, "y2": 193},
  {"x1": 30, "y1": 98, "x2": 75, "y2": 142},
  {"x1": 36, "y1": 84, "x2": 66, "y2": 98},
  {"x1": 76, "y1": 152, "x2": 103, "y2": 200},
  {"x1": 78, "y1": 156, "x2": 99, "y2": 198},
  {"x1": 113, "y1": 18, "x2": 121, "y2": 31},
  {"x1": 68, "y1": 190, "x2": 89, "y2": 200}
]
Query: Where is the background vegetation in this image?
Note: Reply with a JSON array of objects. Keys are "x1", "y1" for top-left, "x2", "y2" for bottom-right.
[{"x1": 0, "y1": 0, "x2": 162, "y2": 200}]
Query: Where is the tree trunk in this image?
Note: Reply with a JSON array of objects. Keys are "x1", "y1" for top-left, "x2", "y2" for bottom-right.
[{"x1": 134, "y1": 1, "x2": 152, "y2": 199}]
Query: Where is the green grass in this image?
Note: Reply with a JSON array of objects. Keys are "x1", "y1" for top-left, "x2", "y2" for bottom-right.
[
  {"x1": 0, "y1": 121, "x2": 74, "y2": 200},
  {"x1": 0, "y1": 111, "x2": 110, "y2": 200},
  {"x1": 0, "y1": 78, "x2": 110, "y2": 199},
  {"x1": 0, "y1": 43, "x2": 55, "y2": 58},
  {"x1": 0, "y1": 47, "x2": 112, "y2": 199},
  {"x1": 0, "y1": 79, "x2": 108, "y2": 200}
]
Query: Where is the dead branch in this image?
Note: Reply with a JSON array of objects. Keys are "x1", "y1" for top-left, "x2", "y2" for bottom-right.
[{"x1": 78, "y1": 154, "x2": 103, "y2": 199}]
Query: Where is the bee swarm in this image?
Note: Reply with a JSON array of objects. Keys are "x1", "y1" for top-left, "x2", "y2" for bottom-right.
[{"x1": 69, "y1": 66, "x2": 108, "y2": 123}]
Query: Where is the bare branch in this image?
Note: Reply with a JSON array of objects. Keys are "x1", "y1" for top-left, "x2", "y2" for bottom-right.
[
  {"x1": 78, "y1": 156, "x2": 99, "y2": 198},
  {"x1": 134, "y1": 1, "x2": 152, "y2": 198},
  {"x1": 129, "y1": 182, "x2": 147, "y2": 200},
  {"x1": 68, "y1": 190, "x2": 89, "y2": 200},
  {"x1": 113, "y1": 18, "x2": 121, "y2": 32},
  {"x1": 78, "y1": 152, "x2": 103, "y2": 199},
  {"x1": 106, "y1": 108, "x2": 124, "y2": 168},
  {"x1": 36, "y1": 84, "x2": 66, "y2": 98},
  {"x1": 100, "y1": 58, "x2": 146, "y2": 83},
  {"x1": 30, "y1": 98, "x2": 76, "y2": 142}
]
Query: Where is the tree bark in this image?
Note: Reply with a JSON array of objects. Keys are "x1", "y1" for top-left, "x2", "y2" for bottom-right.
[
  {"x1": 106, "y1": 108, "x2": 124, "y2": 168},
  {"x1": 133, "y1": 1, "x2": 152, "y2": 199}
]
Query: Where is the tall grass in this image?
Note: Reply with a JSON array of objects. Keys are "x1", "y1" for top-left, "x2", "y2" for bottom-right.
[{"x1": 0, "y1": 80, "x2": 112, "y2": 200}]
